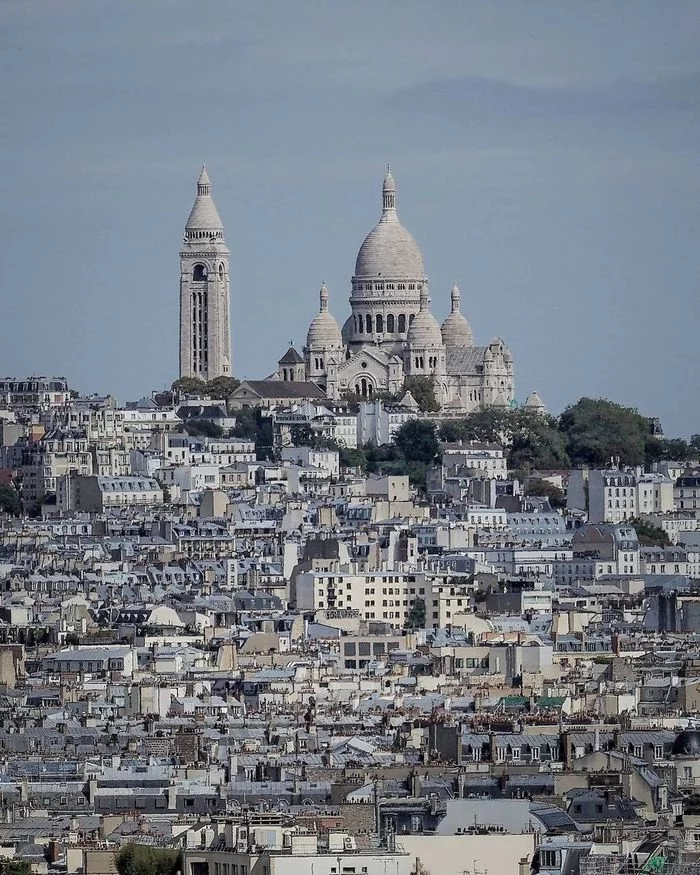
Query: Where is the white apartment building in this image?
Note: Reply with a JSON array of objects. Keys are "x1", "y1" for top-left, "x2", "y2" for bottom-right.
[
  {"x1": 280, "y1": 446, "x2": 339, "y2": 479},
  {"x1": 464, "y1": 506, "x2": 508, "y2": 530},
  {"x1": 61, "y1": 474, "x2": 163, "y2": 512},
  {"x1": 184, "y1": 826, "x2": 411, "y2": 875},
  {"x1": 274, "y1": 401, "x2": 359, "y2": 449},
  {"x1": 484, "y1": 547, "x2": 572, "y2": 579},
  {"x1": 640, "y1": 547, "x2": 700, "y2": 579},
  {"x1": 553, "y1": 522, "x2": 640, "y2": 584},
  {"x1": 0, "y1": 376, "x2": 71, "y2": 409},
  {"x1": 157, "y1": 434, "x2": 255, "y2": 466},
  {"x1": 157, "y1": 464, "x2": 221, "y2": 494},
  {"x1": 569, "y1": 468, "x2": 673, "y2": 523},
  {"x1": 441, "y1": 441, "x2": 507, "y2": 479},
  {"x1": 675, "y1": 470, "x2": 700, "y2": 516},
  {"x1": 91, "y1": 446, "x2": 130, "y2": 477}
]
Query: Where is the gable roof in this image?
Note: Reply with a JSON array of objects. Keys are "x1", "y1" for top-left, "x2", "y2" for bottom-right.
[{"x1": 233, "y1": 381, "x2": 326, "y2": 400}]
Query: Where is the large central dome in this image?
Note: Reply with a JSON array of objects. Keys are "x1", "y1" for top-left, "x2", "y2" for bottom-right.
[{"x1": 353, "y1": 169, "x2": 425, "y2": 279}]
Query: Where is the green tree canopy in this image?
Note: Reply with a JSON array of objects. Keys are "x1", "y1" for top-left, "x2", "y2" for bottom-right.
[
  {"x1": 206, "y1": 376, "x2": 241, "y2": 400},
  {"x1": 524, "y1": 477, "x2": 566, "y2": 509},
  {"x1": 171, "y1": 376, "x2": 206, "y2": 396},
  {"x1": 439, "y1": 408, "x2": 568, "y2": 471},
  {"x1": 183, "y1": 420, "x2": 223, "y2": 438},
  {"x1": 405, "y1": 597, "x2": 426, "y2": 629},
  {"x1": 0, "y1": 485, "x2": 20, "y2": 517},
  {"x1": 401, "y1": 376, "x2": 440, "y2": 413},
  {"x1": 115, "y1": 845, "x2": 181, "y2": 875},
  {"x1": 559, "y1": 398, "x2": 651, "y2": 467},
  {"x1": 394, "y1": 420, "x2": 440, "y2": 464},
  {"x1": 628, "y1": 517, "x2": 671, "y2": 547}
]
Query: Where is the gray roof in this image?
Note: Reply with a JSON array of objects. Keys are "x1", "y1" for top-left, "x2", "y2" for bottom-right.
[{"x1": 446, "y1": 345, "x2": 487, "y2": 376}]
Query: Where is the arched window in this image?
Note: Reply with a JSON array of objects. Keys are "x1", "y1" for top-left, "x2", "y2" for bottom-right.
[
  {"x1": 376, "y1": 314, "x2": 384, "y2": 333},
  {"x1": 398, "y1": 314, "x2": 406, "y2": 333},
  {"x1": 218, "y1": 263, "x2": 224, "y2": 278},
  {"x1": 409, "y1": 313, "x2": 415, "y2": 325},
  {"x1": 353, "y1": 314, "x2": 357, "y2": 332},
  {"x1": 365, "y1": 314, "x2": 372, "y2": 333},
  {"x1": 386, "y1": 314, "x2": 395, "y2": 333},
  {"x1": 358, "y1": 315, "x2": 363, "y2": 334},
  {"x1": 193, "y1": 264, "x2": 207, "y2": 282}
]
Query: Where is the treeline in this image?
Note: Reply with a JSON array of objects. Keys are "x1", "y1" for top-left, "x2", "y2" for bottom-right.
[{"x1": 293, "y1": 398, "x2": 699, "y2": 490}]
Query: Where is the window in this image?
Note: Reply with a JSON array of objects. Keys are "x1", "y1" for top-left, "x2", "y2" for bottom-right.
[
  {"x1": 540, "y1": 850, "x2": 558, "y2": 868},
  {"x1": 387, "y1": 313, "x2": 395, "y2": 332},
  {"x1": 193, "y1": 264, "x2": 207, "y2": 281},
  {"x1": 398, "y1": 313, "x2": 406, "y2": 333},
  {"x1": 654, "y1": 745, "x2": 664, "y2": 760}
]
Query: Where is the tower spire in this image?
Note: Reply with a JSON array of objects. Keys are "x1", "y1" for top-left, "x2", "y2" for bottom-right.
[
  {"x1": 197, "y1": 164, "x2": 211, "y2": 196},
  {"x1": 319, "y1": 282, "x2": 329, "y2": 312},
  {"x1": 451, "y1": 283, "x2": 461, "y2": 313},
  {"x1": 382, "y1": 164, "x2": 396, "y2": 217}
]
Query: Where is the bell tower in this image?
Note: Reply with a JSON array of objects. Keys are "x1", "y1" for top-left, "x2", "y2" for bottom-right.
[{"x1": 179, "y1": 166, "x2": 232, "y2": 380}]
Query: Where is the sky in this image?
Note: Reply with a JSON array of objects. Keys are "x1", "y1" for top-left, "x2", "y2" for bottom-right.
[{"x1": 1, "y1": 1, "x2": 699, "y2": 435}]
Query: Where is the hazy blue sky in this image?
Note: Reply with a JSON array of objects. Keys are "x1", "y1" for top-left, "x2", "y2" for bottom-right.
[{"x1": 2, "y1": 1, "x2": 699, "y2": 435}]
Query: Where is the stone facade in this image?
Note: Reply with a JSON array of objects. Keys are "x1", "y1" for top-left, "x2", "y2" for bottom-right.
[
  {"x1": 300, "y1": 168, "x2": 515, "y2": 412},
  {"x1": 179, "y1": 167, "x2": 232, "y2": 381}
]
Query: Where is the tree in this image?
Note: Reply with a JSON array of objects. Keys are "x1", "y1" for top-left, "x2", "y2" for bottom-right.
[
  {"x1": 171, "y1": 376, "x2": 206, "y2": 396},
  {"x1": 0, "y1": 862, "x2": 31, "y2": 875},
  {"x1": 394, "y1": 420, "x2": 440, "y2": 464},
  {"x1": 628, "y1": 517, "x2": 671, "y2": 548},
  {"x1": 184, "y1": 420, "x2": 223, "y2": 438},
  {"x1": 439, "y1": 408, "x2": 569, "y2": 471},
  {"x1": 206, "y1": 376, "x2": 240, "y2": 401},
  {"x1": 339, "y1": 445, "x2": 367, "y2": 470},
  {"x1": 405, "y1": 597, "x2": 426, "y2": 629},
  {"x1": 690, "y1": 435, "x2": 700, "y2": 454},
  {"x1": 115, "y1": 845, "x2": 181, "y2": 875},
  {"x1": 524, "y1": 478, "x2": 566, "y2": 509},
  {"x1": 559, "y1": 398, "x2": 651, "y2": 467},
  {"x1": 401, "y1": 376, "x2": 440, "y2": 413},
  {"x1": 232, "y1": 406, "x2": 259, "y2": 440},
  {"x1": 0, "y1": 485, "x2": 20, "y2": 516}
]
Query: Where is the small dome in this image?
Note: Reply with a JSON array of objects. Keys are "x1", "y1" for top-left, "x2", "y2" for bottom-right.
[
  {"x1": 354, "y1": 170, "x2": 425, "y2": 279},
  {"x1": 441, "y1": 284, "x2": 474, "y2": 347},
  {"x1": 407, "y1": 288, "x2": 443, "y2": 348},
  {"x1": 306, "y1": 283, "x2": 343, "y2": 349},
  {"x1": 525, "y1": 391, "x2": 546, "y2": 410},
  {"x1": 672, "y1": 730, "x2": 700, "y2": 756}
]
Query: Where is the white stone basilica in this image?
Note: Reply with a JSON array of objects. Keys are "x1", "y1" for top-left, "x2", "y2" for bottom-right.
[{"x1": 298, "y1": 167, "x2": 515, "y2": 412}]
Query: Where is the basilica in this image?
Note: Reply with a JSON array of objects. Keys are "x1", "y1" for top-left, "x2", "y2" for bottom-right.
[{"x1": 294, "y1": 167, "x2": 515, "y2": 413}]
